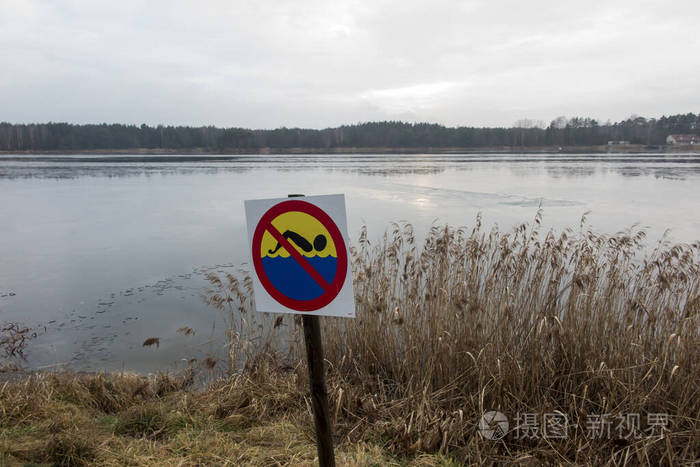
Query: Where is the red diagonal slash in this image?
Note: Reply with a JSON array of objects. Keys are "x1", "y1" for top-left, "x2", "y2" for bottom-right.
[{"x1": 263, "y1": 222, "x2": 332, "y2": 292}]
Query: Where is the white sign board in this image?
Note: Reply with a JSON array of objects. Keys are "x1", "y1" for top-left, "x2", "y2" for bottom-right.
[{"x1": 244, "y1": 194, "x2": 355, "y2": 318}]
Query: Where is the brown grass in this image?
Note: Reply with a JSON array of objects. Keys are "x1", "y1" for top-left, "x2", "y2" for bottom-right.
[
  {"x1": 2, "y1": 214, "x2": 698, "y2": 465},
  {"x1": 205, "y1": 213, "x2": 700, "y2": 464},
  {"x1": 0, "y1": 371, "x2": 434, "y2": 465}
]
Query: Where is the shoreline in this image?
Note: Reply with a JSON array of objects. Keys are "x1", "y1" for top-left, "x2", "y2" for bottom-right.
[
  {"x1": 2, "y1": 144, "x2": 700, "y2": 156},
  {"x1": 2, "y1": 220, "x2": 698, "y2": 464}
]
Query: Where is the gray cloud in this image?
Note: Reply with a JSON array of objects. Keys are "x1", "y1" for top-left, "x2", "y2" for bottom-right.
[{"x1": 1, "y1": 0, "x2": 698, "y2": 128}]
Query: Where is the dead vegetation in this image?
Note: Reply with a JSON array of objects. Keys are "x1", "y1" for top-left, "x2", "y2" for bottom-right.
[
  {"x1": 204, "y1": 213, "x2": 700, "y2": 464},
  {"x1": 141, "y1": 337, "x2": 160, "y2": 349},
  {"x1": 177, "y1": 326, "x2": 195, "y2": 336},
  {"x1": 0, "y1": 371, "x2": 422, "y2": 466},
  {"x1": 2, "y1": 215, "x2": 698, "y2": 465},
  {"x1": 0, "y1": 322, "x2": 37, "y2": 358}
]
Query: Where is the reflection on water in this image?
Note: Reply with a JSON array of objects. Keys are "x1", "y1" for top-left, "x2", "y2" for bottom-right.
[{"x1": 0, "y1": 153, "x2": 698, "y2": 373}]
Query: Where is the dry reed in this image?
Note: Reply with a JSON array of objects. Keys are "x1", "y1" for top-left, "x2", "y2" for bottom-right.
[
  {"x1": 2, "y1": 214, "x2": 697, "y2": 464},
  {"x1": 206, "y1": 212, "x2": 700, "y2": 464}
]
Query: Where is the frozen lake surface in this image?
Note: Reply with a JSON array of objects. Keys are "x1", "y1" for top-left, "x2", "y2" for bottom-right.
[{"x1": 1, "y1": 153, "x2": 699, "y2": 372}]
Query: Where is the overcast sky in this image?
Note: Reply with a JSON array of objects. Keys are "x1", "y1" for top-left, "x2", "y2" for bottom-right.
[{"x1": 2, "y1": 0, "x2": 699, "y2": 129}]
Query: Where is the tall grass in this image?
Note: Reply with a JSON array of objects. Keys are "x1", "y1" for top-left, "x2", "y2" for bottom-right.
[{"x1": 205, "y1": 213, "x2": 700, "y2": 464}]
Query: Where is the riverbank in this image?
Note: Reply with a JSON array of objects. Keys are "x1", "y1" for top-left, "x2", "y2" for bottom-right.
[
  {"x1": 206, "y1": 220, "x2": 699, "y2": 465},
  {"x1": 1, "y1": 370, "x2": 442, "y2": 466},
  {"x1": 2, "y1": 219, "x2": 698, "y2": 465}
]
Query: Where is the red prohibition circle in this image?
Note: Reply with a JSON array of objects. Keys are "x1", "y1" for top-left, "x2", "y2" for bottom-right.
[{"x1": 251, "y1": 200, "x2": 348, "y2": 311}]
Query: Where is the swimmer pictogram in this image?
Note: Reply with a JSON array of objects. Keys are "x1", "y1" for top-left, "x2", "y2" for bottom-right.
[
  {"x1": 268, "y1": 230, "x2": 327, "y2": 255},
  {"x1": 250, "y1": 199, "x2": 348, "y2": 311}
]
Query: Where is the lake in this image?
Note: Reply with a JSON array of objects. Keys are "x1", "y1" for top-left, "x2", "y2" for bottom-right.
[{"x1": 1, "y1": 153, "x2": 699, "y2": 373}]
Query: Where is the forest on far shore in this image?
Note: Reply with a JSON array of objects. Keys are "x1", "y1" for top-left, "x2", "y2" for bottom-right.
[{"x1": 1, "y1": 113, "x2": 698, "y2": 152}]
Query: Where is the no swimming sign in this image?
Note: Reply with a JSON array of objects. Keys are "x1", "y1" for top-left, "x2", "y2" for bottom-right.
[{"x1": 244, "y1": 194, "x2": 355, "y2": 318}]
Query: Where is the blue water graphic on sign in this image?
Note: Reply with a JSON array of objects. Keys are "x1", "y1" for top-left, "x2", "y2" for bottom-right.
[{"x1": 261, "y1": 256, "x2": 337, "y2": 301}]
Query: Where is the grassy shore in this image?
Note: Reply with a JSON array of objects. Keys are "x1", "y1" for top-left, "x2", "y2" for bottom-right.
[
  {"x1": 1, "y1": 371, "x2": 452, "y2": 466},
  {"x1": 2, "y1": 215, "x2": 699, "y2": 465},
  {"x1": 206, "y1": 215, "x2": 699, "y2": 464}
]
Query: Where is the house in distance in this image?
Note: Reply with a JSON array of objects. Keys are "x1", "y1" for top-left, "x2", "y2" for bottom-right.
[{"x1": 666, "y1": 134, "x2": 699, "y2": 145}]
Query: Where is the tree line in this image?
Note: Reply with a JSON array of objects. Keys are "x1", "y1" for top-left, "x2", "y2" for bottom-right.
[{"x1": 1, "y1": 113, "x2": 698, "y2": 151}]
